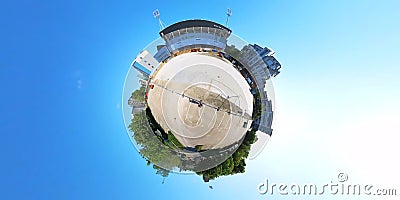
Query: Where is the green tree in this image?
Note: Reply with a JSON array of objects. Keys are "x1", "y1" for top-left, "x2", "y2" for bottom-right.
[
  {"x1": 196, "y1": 130, "x2": 257, "y2": 181},
  {"x1": 128, "y1": 110, "x2": 181, "y2": 171},
  {"x1": 224, "y1": 45, "x2": 243, "y2": 60},
  {"x1": 153, "y1": 165, "x2": 170, "y2": 178},
  {"x1": 130, "y1": 86, "x2": 146, "y2": 102}
]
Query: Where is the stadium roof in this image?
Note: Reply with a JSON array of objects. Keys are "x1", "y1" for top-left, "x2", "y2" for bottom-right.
[{"x1": 159, "y1": 19, "x2": 232, "y2": 37}]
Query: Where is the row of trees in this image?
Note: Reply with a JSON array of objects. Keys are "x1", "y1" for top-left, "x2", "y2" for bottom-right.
[
  {"x1": 128, "y1": 84, "x2": 260, "y2": 181},
  {"x1": 128, "y1": 87, "x2": 177, "y2": 179},
  {"x1": 252, "y1": 91, "x2": 262, "y2": 119},
  {"x1": 128, "y1": 110, "x2": 181, "y2": 172},
  {"x1": 196, "y1": 129, "x2": 257, "y2": 181}
]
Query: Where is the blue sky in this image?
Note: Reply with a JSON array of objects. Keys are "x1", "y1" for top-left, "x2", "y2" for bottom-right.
[{"x1": 1, "y1": 0, "x2": 399, "y2": 199}]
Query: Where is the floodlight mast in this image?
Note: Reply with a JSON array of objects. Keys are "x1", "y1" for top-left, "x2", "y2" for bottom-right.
[
  {"x1": 226, "y1": 8, "x2": 232, "y2": 27},
  {"x1": 153, "y1": 9, "x2": 165, "y2": 30}
]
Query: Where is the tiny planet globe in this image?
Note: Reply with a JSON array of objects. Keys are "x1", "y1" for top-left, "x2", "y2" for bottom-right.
[{"x1": 122, "y1": 17, "x2": 282, "y2": 181}]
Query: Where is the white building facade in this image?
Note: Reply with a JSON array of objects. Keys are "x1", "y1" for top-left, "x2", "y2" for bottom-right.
[
  {"x1": 159, "y1": 19, "x2": 232, "y2": 53},
  {"x1": 131, "y1": 50, "x2": 159, "y2": 77}
]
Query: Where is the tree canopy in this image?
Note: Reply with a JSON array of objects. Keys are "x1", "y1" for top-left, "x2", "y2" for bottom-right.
[
  {"x1": 128, "y1": 110, "x2": 181, "y2": 171},
  {"x1": 196, "y1": 129, "x2": 257, "y2": 181},
  {"x1": 128, "y1": 86, "x2": 261, "y2": 181},
  {"x1": 130, "y1": 86, "x2": 146, "y2": 102},
  {"x1": 224, "y1": 45, "x2": 243, "y2": 60}
]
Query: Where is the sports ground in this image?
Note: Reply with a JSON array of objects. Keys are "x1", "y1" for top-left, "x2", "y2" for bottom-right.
[{"x1": 147, "y1": 52, "x2": 253, "y2": 149}]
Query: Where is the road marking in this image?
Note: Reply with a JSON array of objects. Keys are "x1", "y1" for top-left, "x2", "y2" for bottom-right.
[
  {"x1": 224, "y1": 115, "x2": 232, "y2": 128},
  {"x1": 184, "y1": 102, "x2": 192, "y2": 122},
  {"x1": 196, "y1": 105, "x2": 205, "y2": 126},
  {"x1": 207, "y1": 109, "x2": 218, "y2": 128},
  {"x1": 217, "y1": 112, "x2": 226, "y2": 128}
]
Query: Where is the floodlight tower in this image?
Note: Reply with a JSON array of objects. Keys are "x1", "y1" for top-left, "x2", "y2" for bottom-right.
[
  {"x1": 153, "y1": 9, "x2": 165, "y2": 30},
  {"x1": 226, "y1": 8, "x2": 232, "y2": 27}
]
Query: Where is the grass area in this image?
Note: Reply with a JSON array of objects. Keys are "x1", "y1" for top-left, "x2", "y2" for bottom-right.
[
  {"x1": 145, "y1": 107, "x2": 185, "y2": 151},
  {"x1": 167, "y1": 132, "x2": 184, "y2": 149},
  {"x1": 195, "y1": 145, "x2": 203, "y2": 152},
  {"x1": 145, "y1": 107, "x2": 168, "y2": 142}
]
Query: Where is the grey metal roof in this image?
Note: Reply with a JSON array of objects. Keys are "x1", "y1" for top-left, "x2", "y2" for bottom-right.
[{"x1": 159, "y1": 19, "x2": 231, "y2": 36}]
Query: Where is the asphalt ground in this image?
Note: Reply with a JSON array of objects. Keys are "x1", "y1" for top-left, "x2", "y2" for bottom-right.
[{"x1": 147, "y1": 52, "x2": 253, "y2": 149}]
